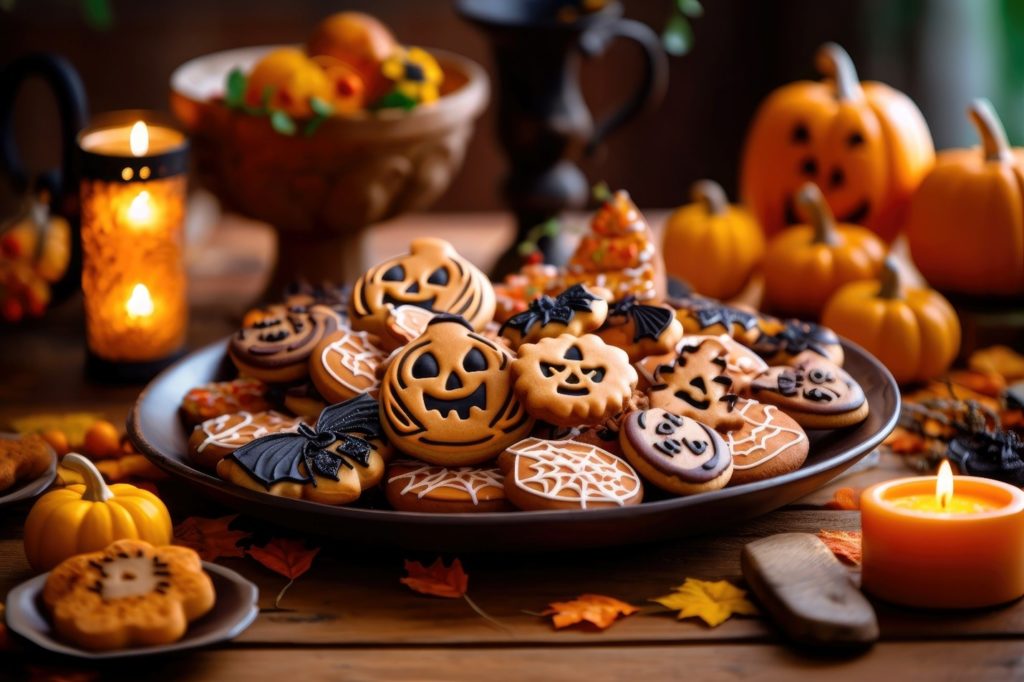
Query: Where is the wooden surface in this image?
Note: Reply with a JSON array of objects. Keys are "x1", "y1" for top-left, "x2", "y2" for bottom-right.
[{"x1": 1, "y1": 211, "x2": 1021, "y2": 681}]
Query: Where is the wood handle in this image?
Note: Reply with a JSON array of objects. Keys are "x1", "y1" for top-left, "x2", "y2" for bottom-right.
[
  {"x1": 690, "y1": 180, "x2": 729, "y2": 216},
  {"x1": 815, "y1": 43, "x2": 863, "y2": 101},
  {"x1": 968, "y1": 99, "x2": 1013, "y2": 163},
  {"x1": 795, "y1": 182, "x2": 839, "y2": 246},
  {"x1": 878, "y1": 255, "x2": 903, "y2": 300},
  {"x1": 61, "y1": 452, "x2": 113, "y2": 502}
]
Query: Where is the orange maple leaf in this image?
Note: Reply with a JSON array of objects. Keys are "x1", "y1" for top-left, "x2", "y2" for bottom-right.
[
  {"x1": 818, "y1": 530, "x2": 862, "y2": 566},
  {"x1": 401, "y1": 558, "x2": 468, "y2": 598},
  {"x1": 824, "y1": 486, "x2": 860, "y2": 511},
  {"x1": 248, "y1": 538, "x2": 321, "y2": 609},
  {"x1": 173, "y1": 514, "x2": 250, "y2": 561},
  {"x1": 542, "y1": 594, "x2": 638, "y2": 630}
]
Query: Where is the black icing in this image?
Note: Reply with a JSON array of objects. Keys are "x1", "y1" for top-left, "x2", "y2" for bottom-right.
[
  {"x1": 752, "y1": 319, "x2": 839, "y2": 360},
  {"x1": 499, "y1": 284, "x2": 599, "y2": 337},
  {"x1": 607, "y1": 296, "x2": 674, "y2": 342}
]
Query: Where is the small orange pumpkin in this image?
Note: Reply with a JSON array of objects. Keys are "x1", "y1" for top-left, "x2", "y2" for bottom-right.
[
  {"x1": 906, "y1": 99, "x2": 1024, "y2": 296},
  {"x1": 762, "y1": 182, "x2": 886, "y2": 317},
  {"x1": 822, "y1": 256, "x2": 960, "y2": 384},
  {"x1": 741, "y1": 42, "x2": 934, "y2": 243},
  {"x1": 662, "y1": 180, "x2": 764, "y2": 300}
]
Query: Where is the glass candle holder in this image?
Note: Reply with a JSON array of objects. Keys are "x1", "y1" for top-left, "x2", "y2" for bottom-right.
[{"x1": 78, "y1": 110, "x2": 189, "y2": 380}]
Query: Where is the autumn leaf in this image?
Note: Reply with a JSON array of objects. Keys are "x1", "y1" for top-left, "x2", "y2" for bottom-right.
[
  {"x1": 969, "y1": 345, "x2": 1024, "y2": 382},
  {"x1": 541, "y1": 594, "x2": 638, "y2": 630},
  {"x1": 248, "y1": 537, "x2": 320, "y2": 608},
  {"x1": 401, "y1": 558, "x2": 468, "y2": 598},
  {"x1": 885, "y1": 427, "x2": 928, "y2": 455},
  {"x1": 824, "y1": 486, "x2": 860, "y2": 511},
  {"x1": 651, "y1": 578, "x2": 758, "y2": 627},
  {"x1": 818, "y1": 530, "x2": 862, "y2": 566},
  {"x1": 947, "y1": 370, "x2": 1006, "y2": 398},
  {"x1": 173, "y1": 514, "x2": 250, "y2": 562}
]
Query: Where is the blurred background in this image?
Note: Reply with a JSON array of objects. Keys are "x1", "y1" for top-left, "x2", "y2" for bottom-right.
[{"x1": 1, "y1": 0, "x2": 1021, "y2": 215}]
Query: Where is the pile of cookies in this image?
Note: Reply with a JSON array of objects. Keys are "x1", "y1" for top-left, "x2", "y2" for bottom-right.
[{"x1": 181, "y1": 199, "x2": 868, "y2": 513}]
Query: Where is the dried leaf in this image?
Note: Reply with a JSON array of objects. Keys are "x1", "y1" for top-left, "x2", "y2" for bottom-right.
[
  {"x1": 886, "y1": 427, "x2": 928, "y2": 455},
  {"x1": 400, "y1": 558, "x2": 468, "y2": 598},
  {"x1": 824, "y1": 486, "x2": 860, "y2": 510},
  {"x1": 947, "y1": 370, "x2": 1006, "y2": 398},
  {"x1": 651, "y1": 578, "x2": 757, "y2": 627},
  {"x1": 970, "y1": 345, "x2": 1024, "y2": 382},
  {"x1": 818, "y1": 530, "x2": 862, "y2": 566},
  {"x1": 542, "y1": 594, "x2": 638, "y2": 630},
  {"x1": 248, "y1": 538, "x2": 320, "y2": 580},
  {"x1": 173, "y1": 514, "x2": 250, "y2": 562}
]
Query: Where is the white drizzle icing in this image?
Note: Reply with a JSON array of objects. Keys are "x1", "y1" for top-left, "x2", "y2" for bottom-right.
[
  {"x1": 388, "y1": 304, "x2": 436, "y2": 342},
  {"x1": 508, "y1": 438, "x2": 640, "y2": 509},
  {"x1": 725, "y1": 401, "x2": 806, "y2": 471},
  {"x1": 388, "y1": 459, "x2": 504, "y2": 505},
  {"x1": 321, "y1": 328, "x2": 386, "y2": 393},
  {"x1": 197, "y1": 410, "x2": 302, "y2": 453}
]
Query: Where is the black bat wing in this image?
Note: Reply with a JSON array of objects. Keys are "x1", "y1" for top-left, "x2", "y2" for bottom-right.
[
  {"x1": 557, "y1": 284, "x2": 599, "y2": 312},
  {"x1": 316, "y1": 394, "x2": 384, "y2": 440},
  {"x1": 229, "y1": 433, "x2": 310, "y2": 488},
  {"x1": 628, "y1": 304, "x2": 674, "y2": 342}
]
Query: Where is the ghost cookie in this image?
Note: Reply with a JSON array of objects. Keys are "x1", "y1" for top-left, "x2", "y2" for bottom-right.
[
  {"x1": 499, "y1": 283, "x2": 610, "y2": 349},
  {"x1": 188, "y1": 410, "x2": 307, "y2": 470},
  {"x1": 498, "y1": 437, "x2": 643, "y2": 511},
  {"x1": 647, "y1": 338, "x2": 743, "y2": 430},
  {"x1": 309, "y1": 327, "x2": 388, "y2": 403},
  {"x1": 749, "y1": 351, "x2": 868, "y2": 428},
  {"x1": 750, "y1": 319, "x2": 845, "y2": 367},
  {"x1": 42, "y1": 539, "x2": 215, "y2": 652},
  {"x1": 596, "y1": 296, "x2": 684, "y2": 362},
  {"x1": 229, "y1": 302, "x2": 342, "y2": 383},
  {"x1": 620, "y1": 409, "x2": 733, "y2": 495},
  {"x1": 385, "y1": 459, "x2": 510, "y2": 513},
  {"x1": 721, "y1": 399, "x2": 809, "y2": 486}
]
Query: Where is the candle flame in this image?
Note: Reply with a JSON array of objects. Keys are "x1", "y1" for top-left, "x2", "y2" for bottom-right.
[
  {"x1": 126, "y1": 283, "x2": 154, "y2": 319},
  {"x1": 126, "y1": 190, "x2": 153, "y2": 225},
  {"x1": 129, "y1": 121, "x2": 149, "y2": 157},
  {"x1": 936, "y1": 460, "x2": 954, "y2": 511}
]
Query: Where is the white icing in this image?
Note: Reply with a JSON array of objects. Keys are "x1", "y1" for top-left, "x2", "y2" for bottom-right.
[
  {"x1": 726, "y1": 401, "x2": 806, "y2": 471},
  {"x1": 388, "y1": 459, "x2": 504, "y2": 505},
  {"x1": 321, "y1": 328, "x2": 386, "y2": 393},
  {"x1": 96, "y1": 555, "x2": 165, "y2": 600},
  {"x1": 508, "y1": 438, "x2": 640, "y2": 509},
  {"x1": 388, "y1": 305, "x2": 435, "y2": 342},
  {"x1": 197, "y1": 410, "x2": 302, "y2": 452}
]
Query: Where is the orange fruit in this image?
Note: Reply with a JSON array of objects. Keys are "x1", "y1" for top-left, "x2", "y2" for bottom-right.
[
  {"x1": 83, "y1": 420, "x2": 121, "y2": 459},
  {"x1": 311, "y1": 55, "x2": 366, "y2": 113},
  {"x1": 307, "y1": 12, "x2": 396, "y2": 100},
  {"x1": 40, "y1": 429, "x2": 70, "y2": 456},
  {"x1": 245, "y1": 48, "x2": 333, "y2": 118}
]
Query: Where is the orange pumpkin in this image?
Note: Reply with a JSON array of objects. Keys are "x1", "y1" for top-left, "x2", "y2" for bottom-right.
[
  {"x1": 822, "y1": 256, "x2": 960, "y2": 384},
  {"x1": 762, "y1": 182, "x2": 886, "y2": 317},
  {"x1": 741, "y1": 42, "x2": 934, "y2": 243},
  {"x1": 905, "y1": 99, "x2": 1024, "y2": 296},
  {"x1": 662, "y1": 180, "x2": 764, "y2": 300}
]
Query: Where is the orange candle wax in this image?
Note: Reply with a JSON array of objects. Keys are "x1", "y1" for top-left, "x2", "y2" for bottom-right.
[{"x1": 861, "y1": 462, "x2": 1024, "y2": 609}]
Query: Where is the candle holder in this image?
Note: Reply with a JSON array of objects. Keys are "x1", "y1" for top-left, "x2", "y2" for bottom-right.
[{"x1": 78, "y1": 110, "x2": 189, "y2": 382}]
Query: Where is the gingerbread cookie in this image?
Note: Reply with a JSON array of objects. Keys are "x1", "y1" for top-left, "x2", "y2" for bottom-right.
[
  {"x1": 512, "y1": 333, "x2": 638, "y2": 427},
  {"x1": 349, "y1": 238, "x2": 495, "y2": 338},
  {"x1": 188, "y1": 410, "x2": 306, "y2": 470},
  {"x1": 309, "y1": 327, "x2": 388, "y2": 403},
  {"x1": 217, "y1": 394, "x2": 390, "y2": 505},
  {"x1": 620, "y1": 408, "x2": 733, "y2": 495},
  {"x1": 42, "y1": 539, "x2": 215, "y2": 651},
  {"x1": 379, "y1": 315, "x2": 534, "y2": 466},
  {"x1": 229, "y1": 303, "x2": 342, "y2": 383},
  {"x1": 385, "y1": 459, "x2": 510, "y2": 513},
  {"x1": 677, "y1": 334, "x2": 769, "y2": 392},
  {"x1": 179, "y1": 377, "x2": 272, "y2": 426},
  {"x1": 750, "y1": 351, "x2": 868, "y2": 428},
  {"x1": 499, "y1": 284, "x2": 609, "y2": 349},
  {"x1": 721, "y1": 399, "x2": 809, "y2": 486},
  {"x1": 282, "y1": 382, "x2": 327, "y2": 418},
  {"x1": 377, "y1": 304, "x2": 438, "y2": 350},
  {"x1": 0, "y1": 433, "x2": 53, "y2": 493},
  {"x1": 647, "y1": 338, "x2": 743, "y2": 429},
  {"x1": 750, "y1": 319, "x2": 845, "y2": 367},
  {"x1": 596, "y1": 296, "x2": 684, "y2": 362},
  {"x1": 670, "y1": 293, "x2": 778, "y2": 345},
  {"x1": 499, "y1": 437, "x2": 643, "y2": 511}
]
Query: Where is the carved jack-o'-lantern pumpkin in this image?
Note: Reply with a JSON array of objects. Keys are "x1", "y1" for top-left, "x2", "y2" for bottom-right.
[
  {"x1": 379, "y1": 315, "x2": 534, "y2": 465},
  {"x1": 349, "y1": 238, "x2": 495, "y2": 338}
]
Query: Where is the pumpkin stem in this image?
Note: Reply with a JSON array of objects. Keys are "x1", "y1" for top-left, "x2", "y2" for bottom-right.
[
  {"x1": 968, "y1": 99, "x2": 1013, "y2": 163},
  {"x1": 795, "y1": 182, "x2": 839, "y2": 246},
  {"x1": 691, "y1": 180, "x2": 728, "y2": 216},
  {"x1": 878, "y1": 255, "x2": 903, "y2": 300},
  {"x1": 815, "y1": 43, "x2": 863, "y2": 102},
  {"x1": 61, "y1": 453, "x2": 113, "y2": 502}
]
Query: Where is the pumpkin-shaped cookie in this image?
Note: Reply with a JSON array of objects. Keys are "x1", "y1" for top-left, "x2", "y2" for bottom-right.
[
  {"x1": 229, "y1": 302, "x2": 342, "y2": 383},
  {"x1": 379, "y1": 315, "x2": 534, "y2": 465}
]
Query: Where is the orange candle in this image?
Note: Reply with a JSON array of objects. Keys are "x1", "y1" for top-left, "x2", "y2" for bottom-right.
[{"x1": 861, "y1": 461, "x2": 1024, "y2": 609}]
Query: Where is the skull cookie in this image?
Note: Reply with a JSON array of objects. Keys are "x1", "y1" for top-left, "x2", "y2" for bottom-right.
[
  {"x1": 229, "y1": 302, "x2": 342, "y2": 383},
  {"x1": 379, "y1": 315, "x2": 535, "y2": 465},
  {"x1": 619, "y1": 408, "x2": 733, "y2": 495},
  {"x1": 750, "y1": 351, "x2": 868, "y2": 428}
]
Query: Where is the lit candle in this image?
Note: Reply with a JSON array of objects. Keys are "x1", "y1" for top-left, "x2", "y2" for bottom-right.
[{"x1": 861, "y1": 461, "x2": 1024, "y2": 609}]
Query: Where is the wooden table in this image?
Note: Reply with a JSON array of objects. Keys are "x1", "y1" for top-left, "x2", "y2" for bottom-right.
[{"x1": 1, "y1": 211, "x2": 1021, "y2": 681}]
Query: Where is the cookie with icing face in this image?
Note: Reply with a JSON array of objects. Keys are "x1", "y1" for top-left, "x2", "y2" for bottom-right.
[
  {"x1": 647, "y1": 338, "x2": 743, "y2": 430},
  {"x1": 750, "y1": 351, "x2": 868, "y2": 428},
  {"x1": 309, "y1": 327, "x2": 388, "y2": 403},
  {"x1": 188, "y1": 410, "x2": 307, "y2": 470},
  {"x1": 179, "y1": 377, "x2": 272, "y2": 426},
  {"x1": 379, "y1": 315, "x2": 534, "y2": 466},
  {"x1": 750, "y1": 318, "x2": 845, "y2": 367},
  {"x1": 676, "y1": 334, "x2": 769, "y2": 393},
  {"x1": 620, "y1": 408, "x2": 733, "y2": 495},
  {"x1": 499, "y1": 284, "x2": 610, "y2": 349},
  {"x1": 42, "y1": 539, "x2": 215, "y2": 651},
  {"x1": 229, "y1": 302, "x2": 342, "y2": 383},
  {"x1": 596, "y1": 296, "x2": 684, "y2": 362},
  {"x1": 498, "y1": 437, "x2": 643, "y2": 511},
  {"x1": 720, "y1": 399, "x2": 809, "y2": 486},
  {"x1": 349, "y1": 238, "x2": 495, "y2": 339},
  {"x1": 512, "y1": 333, "x2": 638, "y2": 427},
  {"x1": 385, "y1": 459, "x2": 510, "y2": 513}
]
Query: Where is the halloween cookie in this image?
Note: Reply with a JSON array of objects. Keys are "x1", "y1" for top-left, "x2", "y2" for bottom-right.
[
  {"x1": 620, "y1": 408, "x2": 733, "y2": 495},
  {"x1": 647, "y1": 338, "x2": 743, "y2": 430},
  {"x1": 750, "y1": 351, "x2": 868, "y2": 428},
  {"x1": 499, "y1": 284, "x2": 609, "y2": 349},
  {"x1": 188, "y1": 410, "x2": 306, "y2": 470},
  {"x1": 349, "y1": 238, "x2": 496, "y2": 338},
  {"x1": 596, "y1": 296, "x2": 684, "y2": 362},
  {"x1": 512, "y1": 333, "x2": 638, "y2": 427},
  {"x1": 499, "y1": 437, "x2": 643, "y2": 510},
  {"x1": 677, "y1": 334, "x2": 769, "y2": 392},
  {"x1": 750, "y1": 319, "x2": 845, "y2": 367},
  {"x1": 310, "y1": 327, "x2": 388, "y2": 403},
  {"x1": 179, "y1": 377, "x2": 273, "y2": 426},
  {"x1": 42, "y1": 539, "x2": 215, "y2": 651},
  {"x1": 385, "y1": 459, "x2": 510, "y2": 513},
  {"x1": 721, "y1": 399, "x2": 809, "y2": 486},
  {"x1": 229, "y1": 302, "x2": 342, "y2": 383},
  {"x1": 669, "y1": 293, "x2": 777, "y2": 345},
  {"x1": 379, "y1": 315, "x2": 534, "y2": 466},
  {"x1": 378, "y1": 303, "x2": 438, "y2": 350},
  {"x1": 217, "y1": 395, "x2": 390, "y2": 505},
  {"x1": 282, "y1": 382, "x2": 327, "y2": 418},
  {"x1": 0, "y1": 433, "x2": 53, "y2": 493}
]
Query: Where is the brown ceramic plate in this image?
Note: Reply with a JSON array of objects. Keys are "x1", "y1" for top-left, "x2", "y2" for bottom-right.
[
  {"x1": 0, "y1": 433, "x2": 56, "y2": 508},
  {"x1": 129, "y1": 338, "x2": 899, "y2": 552}
]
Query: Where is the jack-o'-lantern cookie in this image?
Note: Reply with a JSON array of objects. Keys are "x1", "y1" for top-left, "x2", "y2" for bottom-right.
[
  {"x1": 750, "y1": 319, "x2": 845, "y2": 367},
  {"x1": 217, "y1": 394, "x2": 390, "y2": 505},
  {"x1": 647, "y1": 339, "x2": 743, "y2": 429},
  {"x1": 750, "y1": 351, "x2": 868, "y2": 428},
  {"x1": 379, "y1": 315, "x2": 534, "y2": 465},
  {"x1": 349, "y1": 238, "x2": 496, "y2": 338},
  {"x1": 670, "y1": 293, "x2": 778, "y2": 345},
  {"x1": 229, "y1": 303, "x2": 342, "y2": 383},
  {"x1": 596, "y1": 296, "x2": 684, "y2": 362},
  {"x1": 42, "y1": 539, "x2": 215, "y2": 651},
  {"x1": 677, "y1": 334, "x2": 769, "y2": 392},
  {"x1": 310, "y1": 327, "x2": 388, "y2": 403},
  {"x1": 385, "y1": 459, "x2": 510, "y2": 513},
  {"x1": 620, "y1": 408, "x2": 733, "y2": 495},
  {"x1": 512, "y1": 333, "x2": 638, "y2": 427},
  {"x1": 188, "y1": 410, "x2": 307, "y2": 470},
  {"x1": 721, "y1": 399, "x2": 809, "y2": 486},
  {"x1": 498, "y1": 438, "x2": 643, "y2": 510},
  {"x1": 499, "y1": 284, "x2": 609, "y2": 349},
  {"x1": 179, "y1": 377, "x2": 272, "y2": 426}
]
